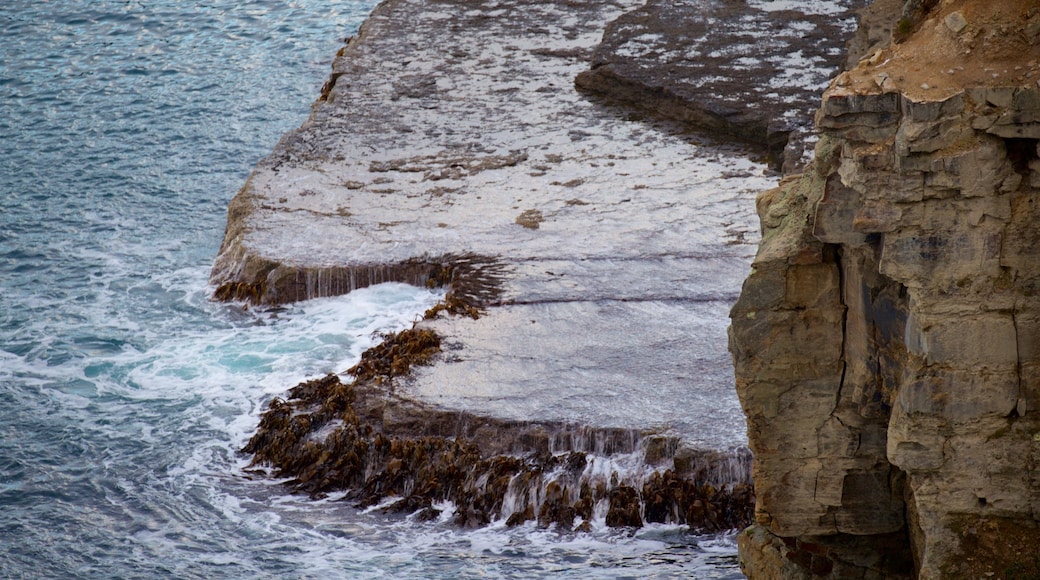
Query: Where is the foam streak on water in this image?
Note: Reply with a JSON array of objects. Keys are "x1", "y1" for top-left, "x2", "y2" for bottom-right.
[
  {"x1": 0, "y1": 1, "x2": 745, "y2": 577},
  {"x1": 1, "y1": 277, "x2": 446, "y2": 577}
]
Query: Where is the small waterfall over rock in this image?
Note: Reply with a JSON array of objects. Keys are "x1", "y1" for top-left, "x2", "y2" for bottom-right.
[
  {"x1": 242, "y1": 367, "x2": 755, "y2": 533},
  {"x1": 493, "y1": 438, "x2": 754, "y2": 531},
  {"x1": 214, "y1": 253, "x2": 506, "y2": 306}
]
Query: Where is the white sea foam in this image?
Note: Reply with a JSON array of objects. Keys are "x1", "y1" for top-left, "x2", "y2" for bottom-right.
[{"x1": 0, "y1": 0, "x2": 757, "y2": 575}]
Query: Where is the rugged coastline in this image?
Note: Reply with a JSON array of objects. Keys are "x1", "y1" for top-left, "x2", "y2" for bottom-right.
[{"x1": 213, "y1": 0, "x2": 879, "y2": 542}]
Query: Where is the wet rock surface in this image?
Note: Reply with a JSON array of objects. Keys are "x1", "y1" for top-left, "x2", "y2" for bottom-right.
[
  {"x1": 242, "y1": 351, "x2": 755, "y2": 531},
  {"x1": 214, "y1": 0, "x2": 862, "y2": 535},
  {"x1": 730, "y1": 0, "x2": 1040, "y2": 577},
  {"x1": 211, "y1": 0, "x2": 798, "y2": 450},
  {"x1": 576, "y1": 0, "x2": 869, "y2": 173}
]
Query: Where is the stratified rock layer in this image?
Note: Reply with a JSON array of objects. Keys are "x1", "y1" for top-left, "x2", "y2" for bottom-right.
[{"x1": 730, "y1": 0, "x2": 1040, "y2": 577}]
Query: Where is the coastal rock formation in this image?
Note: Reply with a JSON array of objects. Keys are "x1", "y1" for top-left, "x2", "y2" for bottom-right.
[
  {"x1": 211, "y1": 0, "x2": 789, "y2": 486},
  {"x1": 730, "y1": 0, "x2": 1040, "y2": 577},
  {"x1": 242, "y1": 327, "x2": 755, "y2": 532},
  {"x1": 575, "y1": 0, "x2": 869, "y2": 173},
  {"x1": 212, "y1": 0, "x2": 888, "y2": 543},
  {"x1": 212, "y1": 0, "x2": 822, "y2": 529}
]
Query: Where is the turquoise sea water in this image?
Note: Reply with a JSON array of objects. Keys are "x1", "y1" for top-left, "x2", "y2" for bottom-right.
[{"x1": 0, "y1": 1, "x2": 742, "y2": 577}]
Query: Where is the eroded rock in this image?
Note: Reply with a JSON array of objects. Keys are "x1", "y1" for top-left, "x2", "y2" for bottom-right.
[
  {"x1": 575, "y1": 0, "x2": 871, "y2": 173},
  {"x1": 730, "y1": 0, "x2": 1040, "y2": 577}
]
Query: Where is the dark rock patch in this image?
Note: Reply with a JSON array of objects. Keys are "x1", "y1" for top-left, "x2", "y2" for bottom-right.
[
  {"x1": 576, "y1": 0, "x2": 871, "y2": 173},
  {"x1": 241, "y1": 345, "x2": 755, "y2": 532}
]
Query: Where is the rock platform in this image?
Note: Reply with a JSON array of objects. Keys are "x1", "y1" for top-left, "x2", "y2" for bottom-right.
[
  {"x1": 213, "y1": 0, "x2": 866, "y2": 526},
  {"x1": 213, "y1": 0, "x2": 862, "y2": 446},
  {"x1": 575, "y1": 0, "x2": 869, "y2": 173}
]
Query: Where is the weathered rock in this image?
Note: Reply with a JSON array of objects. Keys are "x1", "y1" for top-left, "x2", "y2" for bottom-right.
[
  {"x1": 575, "y1": 0, "x2": 870, "y2": 173},
  {"x1": 731, "y1": 0, "x2": 1040, "y2": 577},
  {"x1": 211, "y1": 0, "x2": 782, "y2": 452}
]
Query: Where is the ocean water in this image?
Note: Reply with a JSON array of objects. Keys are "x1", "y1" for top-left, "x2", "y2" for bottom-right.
[{"x1": 0, "y1": 1, "x2": 743, "y2": 578}]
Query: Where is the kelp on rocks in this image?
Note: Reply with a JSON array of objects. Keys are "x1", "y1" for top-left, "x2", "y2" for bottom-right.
[
  {"x1": 242, "y1": 336, "x2": 755, "y2": 531},
  {"x1": 238, "y1": 255, "x2": 753, "y2": 531}
]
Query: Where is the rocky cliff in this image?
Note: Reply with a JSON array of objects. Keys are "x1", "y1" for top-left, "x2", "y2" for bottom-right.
[{"x1": 729, "y1": 0, "x2": 1040, "y2": 577}]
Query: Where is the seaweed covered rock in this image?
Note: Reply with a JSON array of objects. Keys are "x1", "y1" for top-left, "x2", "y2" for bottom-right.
[
  {"x1": 641, "y1": 470, "x2": 755, "y2": 531},
  {"x1": 605, "y1": 485, "x2": 643, "y2": 528},
  {"x1": 242, "y1": 330, "x2": 756, "y2": 532}
]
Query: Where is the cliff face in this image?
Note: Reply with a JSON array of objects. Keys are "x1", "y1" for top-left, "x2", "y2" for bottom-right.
[{"x1": 729, "y1": 0, "x2": 1040, "y2": 577}]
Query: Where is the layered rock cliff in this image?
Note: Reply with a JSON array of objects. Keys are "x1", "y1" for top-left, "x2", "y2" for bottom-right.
[{"x1": 729, "y1": 0, "x2": 1040, "y2": 577}]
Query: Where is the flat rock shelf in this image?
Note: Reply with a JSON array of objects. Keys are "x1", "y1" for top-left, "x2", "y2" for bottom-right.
[
  {"x1": 213, "y1": 0, "x2": 777, "y2": 443},
  {"x1": 212, "y1": 0, "x2": 858, "y2": 530}
]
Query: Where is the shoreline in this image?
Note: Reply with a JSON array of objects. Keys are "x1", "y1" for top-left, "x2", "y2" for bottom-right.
[{"x1": 212, "y1": 0, "x2": 869, "y2": 531}]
